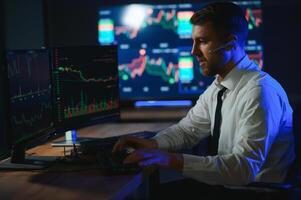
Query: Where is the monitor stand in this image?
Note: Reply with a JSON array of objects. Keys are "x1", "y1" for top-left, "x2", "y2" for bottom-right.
[{"x1": 0, "y1": 143, "x2": 57, "y2": 170}]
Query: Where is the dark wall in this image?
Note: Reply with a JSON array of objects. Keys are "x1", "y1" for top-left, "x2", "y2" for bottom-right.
[
  {"x1": 4, "y1": 0, "x2": 45, "y2": 49},
  {"x1": 262, "y1": 0, "x2": 301, "y2": 105},
  {"x1": 0, "y1": 0, "x2": 9, "y2": 158},
  {"x1": 45, "y1": 0, "x2": 99, "y2": 47}
]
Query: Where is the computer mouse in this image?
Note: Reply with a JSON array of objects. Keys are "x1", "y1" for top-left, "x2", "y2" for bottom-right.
[
  {"x1": 112, "y1": 147, "x2": 135, "y2": 162},
  {"x1": 123, "y1": 147, "x2": 135, "y2": 154}
]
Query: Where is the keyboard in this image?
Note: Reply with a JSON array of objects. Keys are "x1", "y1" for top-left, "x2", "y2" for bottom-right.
[
  {"x1": 96, "y1": 145, "x2": 141, "y2": 174},
  {"x1": 79, "y1": 131, "x2": 157, "y2": 152},
  {"x1": 79, "y1": 131, "x2": 157, "y2": 174}
]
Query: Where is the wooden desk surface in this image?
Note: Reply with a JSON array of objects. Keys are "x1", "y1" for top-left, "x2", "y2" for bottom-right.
[{"x1": 0, "y1": 122, "x2": 173, "y2": 200}]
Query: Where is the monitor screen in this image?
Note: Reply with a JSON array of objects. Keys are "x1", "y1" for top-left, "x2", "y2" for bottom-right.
[
  {"x1": 1, "y1": 49, "x2": 57, "y2": 169},
  {"x1": 6, "y1": 49, "x2": 54, "y2": 145},
  {"x1": 51, "y1": 45, "x2": 120, "y2": 132},
  {"x1": 98, "y1": 1, "x2": 263, "y2": 106}
]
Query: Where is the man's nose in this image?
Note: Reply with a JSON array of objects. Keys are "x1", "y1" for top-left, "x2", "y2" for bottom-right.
[
  {"x1": 191, "y1": 43, "x2": 201, "y2": 56},
  {"x1": 191, "y1": 43, "x2": 196, "y2": 55}
]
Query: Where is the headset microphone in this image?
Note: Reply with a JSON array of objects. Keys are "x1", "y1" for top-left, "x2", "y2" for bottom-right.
[{"x1": 209, "y1": 40, "x2": 235, "y2": 54}]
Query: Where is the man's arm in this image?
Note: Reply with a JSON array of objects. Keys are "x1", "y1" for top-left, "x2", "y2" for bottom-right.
[{"x1": 153, "y1": 88, "x2": 213, "y2": 152}]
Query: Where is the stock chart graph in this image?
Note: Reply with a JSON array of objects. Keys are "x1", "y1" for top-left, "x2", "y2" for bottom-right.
[
  {"x1": 245, "y1": 8, "x2": 262, "y2": 30},
  {"x1": 51, "y1": 46, "x2": 119, "y2": 130},
  {"x1": 118, "y1": 47, "x2": 213, "y2": 99},
  {"x1": 6, "y1": 50, "x2": 53, "y2": 143},
  {"x1": 98, "y1": 1, "x2": 264, "y2": 102}
]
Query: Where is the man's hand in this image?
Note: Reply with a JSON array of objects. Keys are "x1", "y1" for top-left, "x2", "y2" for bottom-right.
[
  {"x1": 123, "y1": 148, "x2": 184, "y2": 171},
  {"x1": 112, "y1": 136, "x2": 158, "y2": 153}
]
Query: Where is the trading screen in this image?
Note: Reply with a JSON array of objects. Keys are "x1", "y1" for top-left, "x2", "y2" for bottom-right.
[
  {"x1": 51, "y1": 46, "x2": 120, "y2": 131},
  {"x1": 98, "y1": 1, "x2": 263, "y2": 102},
  {"x1": 6, "y1": 49, "x2": 53, "y2": 143}
]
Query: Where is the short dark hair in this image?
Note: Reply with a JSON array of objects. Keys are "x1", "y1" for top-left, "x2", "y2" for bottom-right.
[{"x1": 190, "y1": 1, "x2": 248, "y2": 47}]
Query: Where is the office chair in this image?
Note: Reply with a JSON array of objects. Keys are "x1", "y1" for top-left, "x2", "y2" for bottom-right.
[{"x1": 242, "y1": 102, "x2": 301, "y2": 200}]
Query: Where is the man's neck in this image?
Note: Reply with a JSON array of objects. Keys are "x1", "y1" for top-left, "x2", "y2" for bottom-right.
[{"x1": 219, "y1": 49, "x2": 246, "y2": 79}]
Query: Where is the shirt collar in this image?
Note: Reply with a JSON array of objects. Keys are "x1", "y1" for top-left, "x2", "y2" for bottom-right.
[{"x1": 214, "y1": 55, "x2": 258, "y2": 90}]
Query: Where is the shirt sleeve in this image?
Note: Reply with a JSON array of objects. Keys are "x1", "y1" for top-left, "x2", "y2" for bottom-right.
[
  {"x1": 182, "y1": 85, "x2": 287, "y2": 186},
  {"x1": 152, "y1": 88, "x2": 212, "y2": 152}
]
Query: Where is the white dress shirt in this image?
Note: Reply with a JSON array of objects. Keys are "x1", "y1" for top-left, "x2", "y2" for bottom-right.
[{"x1": 153, "y1": 55, "x2": 295, "y2": 186}]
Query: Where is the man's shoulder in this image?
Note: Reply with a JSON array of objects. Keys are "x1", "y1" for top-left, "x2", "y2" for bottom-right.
[
  {"x1": 251, "y1": 71, "x2": 284, "y2": 92},
  {"x1": 241, "y1": 69, "x2": 280, "y2": 90},
  {"x1": 240, "y1": 70, "x2": 288, "y2": 101}
]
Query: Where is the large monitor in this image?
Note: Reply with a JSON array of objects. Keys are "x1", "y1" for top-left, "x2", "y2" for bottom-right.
[
  {"x1": 0, "y1": 49, "x2": 55, "y2": 169},
  {"x1": 50, "y1": 45, "x2": 120, "y2": 133},
  {"x1": 98, "y1": 1, "x2": 263, "y2": 107}
]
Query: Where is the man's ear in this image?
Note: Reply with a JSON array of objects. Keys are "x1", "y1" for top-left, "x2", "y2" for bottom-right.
[{"x1": 225, "y1": 34, "x2": 238, "y2": 50}]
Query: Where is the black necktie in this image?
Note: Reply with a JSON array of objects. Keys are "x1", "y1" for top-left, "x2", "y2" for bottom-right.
[{"x1": 208, "y1": 87, "x2": 227, "y2": 156}]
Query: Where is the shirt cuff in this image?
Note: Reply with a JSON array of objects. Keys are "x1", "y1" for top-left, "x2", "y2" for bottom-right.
[{"x1": 152, "y1": 134, "x2": 170, "y2": 150}]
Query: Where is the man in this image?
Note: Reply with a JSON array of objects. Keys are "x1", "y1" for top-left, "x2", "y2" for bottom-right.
[{"x1": 113, "y1": 1, "x2": 294, "y2": 189}]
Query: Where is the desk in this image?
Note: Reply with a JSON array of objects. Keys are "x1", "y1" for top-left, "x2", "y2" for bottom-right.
[
  {"x1": 0, "y1": 122, "x2": 173, "y2": 200},
  {"x1": 120, "y1": 107, "x2": 189, "y2": 121}
]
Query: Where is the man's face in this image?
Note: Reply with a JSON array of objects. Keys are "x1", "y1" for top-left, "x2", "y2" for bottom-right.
[{"x1": 191, "y1": 22, "x2": 231, "y2": 77}]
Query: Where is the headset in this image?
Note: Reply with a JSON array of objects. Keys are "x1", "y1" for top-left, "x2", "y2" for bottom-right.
[{"x1": 209, "y1": 40, "x2": 236, "y2": 54}]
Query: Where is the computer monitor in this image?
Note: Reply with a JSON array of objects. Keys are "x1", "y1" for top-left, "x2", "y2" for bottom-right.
[
  {"x1": 50, "y1": 45, "x2": 120, "y2": 133},
  {"x1": 98, "y1": 1, "x2": 263, "y2": 107},
  {"x1": 0, "y1": 49, "x2": 56, "y2": 169}
]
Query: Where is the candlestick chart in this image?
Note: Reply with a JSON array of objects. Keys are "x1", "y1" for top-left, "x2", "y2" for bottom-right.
[{"x1": 51, "y1": 46, "x2": 119, "y2": 129}]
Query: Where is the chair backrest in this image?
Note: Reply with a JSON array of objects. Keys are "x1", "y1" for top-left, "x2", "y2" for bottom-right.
[
  {"x1": 294, "y1": 104, "x2": 301, "y2": 163},
  {"x1": 285, "y1": 101, "x2": 301, "y2": 185}
]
